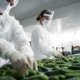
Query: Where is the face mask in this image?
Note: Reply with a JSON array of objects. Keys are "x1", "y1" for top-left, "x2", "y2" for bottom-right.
[
  {"x1": 5, "y1": 4, "x2": 12, "y2": 13},
  {"x1": 0, "y1": 0, "x2": 8, "y2": 11},
  {"x1": 0, "y1": 0, "x2": 18, "y2": 14},
  {"x1": 42, "y1": 10, "x2": 54, "y2": 30},
  {"x1": 42, "y1": 19, "x2": 52, "y2": 30}
]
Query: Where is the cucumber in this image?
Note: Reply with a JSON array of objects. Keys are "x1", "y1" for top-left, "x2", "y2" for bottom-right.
[
  {"x1": 0, "y1": 69, "x2": 6, "y2": 76},
  {"x1": 56, "y1": 61, "x2": 65, "y2": 64},
  {"x1": 5, "y1": 69, "x2": 23, "y2": 80},
  {"x1": 45, "y1": 69, "x2": 67, "y2": 76},
  {"x1": 59, "y1": 75, "x2": 66, "y2": 80},
  {"x1": 62, "y1": 56, "x2": 69, "y2": 62},
  {"x1": 72, "y1": 60, "x2": 79, "y2": 63},
  {"x1": 45, "y1": 71, "x2": 56, "y2": 76},
  {"x1": 0, "y1": 76, "x2": 16, "y2": 80},
  {"x1": 49, "y1": 76, "x2": 59, "y2": 80},
  {"x1": 57, "y1": 63, "x2": 70, "y2": 67},
  {"x1": 52, "y1": 66, "x2": 60, "y2": 70},
  {"x1": 44, "y1": 63, "x2": 55, "y2": 68},
  {"x1": 6, "y1": 69, "x2": 17, "y2": 76},
  {"x1": 65, "y1": 73, "x2": 80, "y2": 79},
  {"x1": 68, "y1": 66, "x2": 80, "y2": 70},
  {"x1": 27, "y1": 74, "x2": 48, "y2": 80},
  {"x1": 72, "y1": 63, "x2": 80, "y2": 66},
  {"x1": 41, "y1": 59, "x2": 54, "y2": 63},
  {"x1": 75, "y1": 77, "x2": 80, "y2": 80},
  {"x1": 2, "y1": 64, "x2": 13, "y2": 69},
  {"x1": 38, "y1": 66, "x2": 48, "y2": 72},
  {"x1": 28, "y1": 70, "x2": 37, "y2": 77},
  {"x1": 56, "y1": 69, "x2": 67, "y2": 75}
]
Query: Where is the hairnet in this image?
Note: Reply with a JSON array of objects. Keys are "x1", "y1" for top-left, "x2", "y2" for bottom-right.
[
  {"x1": 43, "y1": 9, "x2": 54, "y2": 19},
  {"x1": 37, "y1": 9, "x2": 54, "y2": 21}
]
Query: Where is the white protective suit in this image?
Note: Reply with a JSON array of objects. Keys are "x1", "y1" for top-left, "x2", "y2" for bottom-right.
[
  {"x1": 31, "y1": 10, "x2": 61, "y2": 60},
  {"x1": 0, "y1": 0, "x2": 35, "y2": 70}
]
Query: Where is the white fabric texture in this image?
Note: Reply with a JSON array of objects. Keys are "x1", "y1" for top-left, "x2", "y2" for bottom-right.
[
  {"x1": 31, "y1": 25, "x2": 56, "y2": 60},
  {"x1": 31, "y1": 10, "x2": 57, "y2": 59},
  {"x1": 0, "y1": 39, "x2": 16, "y2": 59},
  {"x1": 0, "y1": 0, "x2": 35, "y2": 71},
  {"x1": 0, "y1": 58, "x2": 10, "y2": 67},
  {"x1": 0, "y1": 14, "x2": 34, "y2": 59},
  {"x1": 0, "y1": 0, "x2": 34, "y2": 60}
]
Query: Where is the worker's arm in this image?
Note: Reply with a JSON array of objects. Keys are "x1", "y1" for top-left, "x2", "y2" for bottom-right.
[
  {"x1": 12, "y1": 17, "x2": 37, "y2": 70},
  {"x1": 12, "y1": 18, "x2": 34, "y2": 56},
  {"x1": 35, "y1": 29, "x2": 63, "y2": 58}
]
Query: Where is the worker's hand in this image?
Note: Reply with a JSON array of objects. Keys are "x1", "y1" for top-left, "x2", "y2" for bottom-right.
[
  {"x1": 52, "y1": 50, "x2": 63, "y2": 59},
  {"x1": 55, "y1": 53, "x2": 64, "y2": 59},
  {"x1": 23, "y1": 54, "x2": 38, "y2": 71},
  {"x1": 9, "y1": 51, "x2": 31, "y2": 75}
]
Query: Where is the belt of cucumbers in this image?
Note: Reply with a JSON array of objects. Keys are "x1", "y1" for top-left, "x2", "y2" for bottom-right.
[{"x1": 0, "y1": 55, "x2": 80, "y2": 80}]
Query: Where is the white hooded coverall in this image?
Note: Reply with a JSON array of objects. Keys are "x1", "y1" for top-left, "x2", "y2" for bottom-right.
[
  {"x1": 0, "y1": 0, "x2": 34, "y2": 67},
  {"x1": 31, "y1": 25, "x2": 55, "y2": 59},
  {"x1": 31, "y1": 10, "x2": 60, "y2": 60}
]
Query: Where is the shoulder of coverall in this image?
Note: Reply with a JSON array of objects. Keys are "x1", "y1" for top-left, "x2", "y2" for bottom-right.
[
  {"x1": 9, "y1": 15, "x2": 22, "y2": 27},
  {"x1": 32, "y1": 25, "x2": 42, "y2": 35}
]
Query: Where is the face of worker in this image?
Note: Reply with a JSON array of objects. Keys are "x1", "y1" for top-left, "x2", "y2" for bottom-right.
[
  {"x1": 40, "y1": 16, "x2": 52, "y2": 29},
  {"x1": 40, "y1": 16, "x2": 49, "y2": 25},
  {"x1": 7, "y1": 0, "x2": 14, "y2": 6},
  {"x1": 0, "y1": 0, "x2": 14, "y2": 15}
]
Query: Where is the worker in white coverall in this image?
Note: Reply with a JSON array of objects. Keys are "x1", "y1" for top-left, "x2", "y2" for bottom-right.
[
  {"x1": 31, "y1": 9, "x2": 63, "y2": 60},
  {"x1": 0, "y1": 0, "x2": 37, "y2": 74}
]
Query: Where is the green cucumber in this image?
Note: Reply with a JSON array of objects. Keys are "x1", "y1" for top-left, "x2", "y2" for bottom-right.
[
  {"x1": 38, "y1": 66, "x2": 48, "y2": 72},
  {"x1": 49, "y1": 76, "x2": 59, "y2": 80},
  {"x1": 0, "y1": 76, "x2": 16, "y2": 80},
  {"x1": 28, "y1": 70, "x2": 37, "y2": 76},
  {"x1": 44, "y1": 63, "x2": 55, "y2": 68},
  {"x1": 27, "y1": 74, "x2": 48, "y2": 80},
  {"x1": 68, "y1": 66, "x2": 80, "y2": 70},
  {"x1": 59, "y1": 75, "x2": 66, "y2": 80}
]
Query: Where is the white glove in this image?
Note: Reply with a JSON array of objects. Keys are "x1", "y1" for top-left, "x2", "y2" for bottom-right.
[
  {"x1": 52, "y1": 49, "x2": 63, "y2": 59},
  {"x1": 23, "y1": 53, "x2": 38, "y2": 71},
  {"x1": 0, "y1": 39, "x2": 37, "y2": 74},
  {"x1": 9, "y1": 51, "x2": 31, "y2": 75}
]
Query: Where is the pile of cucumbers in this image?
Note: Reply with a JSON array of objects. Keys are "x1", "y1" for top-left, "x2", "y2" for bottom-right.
[{"x1": 0, "y1": 55, "x2": 80, "y2": 80}]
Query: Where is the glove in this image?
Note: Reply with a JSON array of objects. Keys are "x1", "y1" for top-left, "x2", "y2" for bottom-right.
[
  {"x1": 52, "y1": 49, "x2": 64, "y2": 59},
  {"x1": 0, "y1": 39, "x2": 37, "y2": 74},
  {"x1": 9, "y1": 51, "x2": 31, "y2": 75},
  {"x1": 23, "y1": 53, "x2": 38, "y2": 71}
]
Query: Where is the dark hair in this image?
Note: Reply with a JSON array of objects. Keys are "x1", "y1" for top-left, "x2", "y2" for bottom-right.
[{"x1": 37, "y1": 9, "x2": 51, "y2": 21}]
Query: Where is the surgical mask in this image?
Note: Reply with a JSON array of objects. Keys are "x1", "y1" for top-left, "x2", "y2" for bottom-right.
[
  {"x1": 0, "y1": 0, "x2": 12, "y2": 14},
  {"x1": 0, "y1": 0, "x2": 9, "y2": 12},
  {"x1": 42, "y1": 10, "x2": 54, "y2": 30},
  {"x1": 42, "y1": 19, "x2": 52, "y2": 30}
]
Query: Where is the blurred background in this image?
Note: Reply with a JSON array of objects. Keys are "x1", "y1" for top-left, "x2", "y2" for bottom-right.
[{"x1": 10, "y1": 0, "x2": 80, "y2": 55}]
